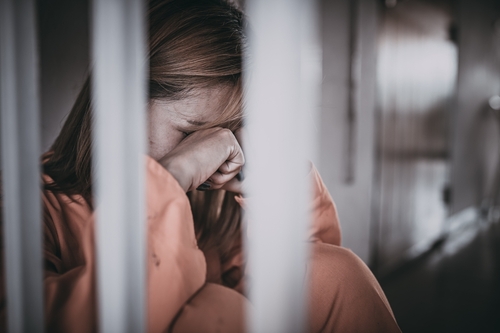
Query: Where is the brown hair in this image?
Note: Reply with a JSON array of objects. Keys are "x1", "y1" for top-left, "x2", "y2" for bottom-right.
[{"x1": 43, "y1": 0, "x2": 245, "y2": 259}]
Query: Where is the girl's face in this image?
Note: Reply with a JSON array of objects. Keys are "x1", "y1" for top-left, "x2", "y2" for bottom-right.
[{"x1": 147, "y1": 87, "x2": 231, "y2": 160}]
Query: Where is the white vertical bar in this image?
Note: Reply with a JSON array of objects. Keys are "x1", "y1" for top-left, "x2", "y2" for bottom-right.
[
  {"x1": 0, "y1": 0, "x2": 44, "y2": 331},
  {"x1": 244, "y1": 0, "x2": 321, "y2": 332},
  {"x1": 91, "y1": 0, "x2": 147, "y2": 332}
]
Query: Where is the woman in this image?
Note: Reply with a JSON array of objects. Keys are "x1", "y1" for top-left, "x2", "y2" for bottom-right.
[{"x1": 34, "y1": 0, "x2": 401, "y2": 332}]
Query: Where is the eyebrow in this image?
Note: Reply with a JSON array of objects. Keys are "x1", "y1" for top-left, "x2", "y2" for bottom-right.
[{"x1": 187, "y1": 120, "x2": 208, "y2": 126}]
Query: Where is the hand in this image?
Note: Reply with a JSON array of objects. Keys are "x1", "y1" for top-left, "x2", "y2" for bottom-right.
[
  {"x1": 159, "y1": 127, "x2": 245, "y2": 192},
  {"x1": 219, "y1": 128, "x2": 245, "y2": 194}
]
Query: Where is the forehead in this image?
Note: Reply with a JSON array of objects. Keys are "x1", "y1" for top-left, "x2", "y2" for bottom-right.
[{"x1": 153, "y1": 87, "x2": 232, "y2": 124}]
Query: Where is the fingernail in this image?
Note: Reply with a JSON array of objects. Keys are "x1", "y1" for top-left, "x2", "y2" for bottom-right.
[
  {"x1": 196, "y1": 182, "x2": 211, "y2": 191},
  {"x1": 236, "y1": 170, "x2": 244, "y2": 182}
]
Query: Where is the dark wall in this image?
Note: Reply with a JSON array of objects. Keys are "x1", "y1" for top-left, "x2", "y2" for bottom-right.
[
  {"x1": 38, "y1": 0, "x2": 90, "y2": 152},
  {"x1": 373, "y1": 0, "x2": 457, "y2": 272},
  {"x1": 450, "y1": 0, "x2": 500, "y2": 214}
]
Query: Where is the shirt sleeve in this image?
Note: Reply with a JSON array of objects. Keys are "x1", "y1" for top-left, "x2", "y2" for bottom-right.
[
  {"x1": 145, "y1": 156, "x2": 206, "y2": 333},
  {"x1": 42, "y1": 156, "x2": 206, "y2": 333}
]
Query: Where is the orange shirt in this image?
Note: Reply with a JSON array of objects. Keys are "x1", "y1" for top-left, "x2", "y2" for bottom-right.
[{"x1": 2, "y1": 156, "x2": 399, "y2": 332}]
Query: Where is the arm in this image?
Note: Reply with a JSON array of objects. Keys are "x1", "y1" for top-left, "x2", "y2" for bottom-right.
[
  {"x1": 145, "y1": 156, "x2": 206, "y2": 333},
  {"x1": 42, "y1": 156, "x2": 206, "y2": 333}
]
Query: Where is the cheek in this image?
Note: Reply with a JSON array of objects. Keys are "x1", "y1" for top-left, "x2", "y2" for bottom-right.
[{"x1": 147, "y1": 118, "x2": 183, "y2": 161}]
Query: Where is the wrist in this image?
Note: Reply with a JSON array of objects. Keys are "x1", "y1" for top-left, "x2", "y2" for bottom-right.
[{"x1": 159, "y1": 156, "x2": 191, "y2": 192}]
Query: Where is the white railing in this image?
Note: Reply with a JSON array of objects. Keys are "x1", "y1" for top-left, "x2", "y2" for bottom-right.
[
  {"x1": 91, "y1": 0, "x2": 147, "y2": 332},
  {"x1": 0, "y1": 0, "x2": 44, "y2": 331},
  {"x1": 244, "y1": 0, "x2": 321, "y2": 332}
]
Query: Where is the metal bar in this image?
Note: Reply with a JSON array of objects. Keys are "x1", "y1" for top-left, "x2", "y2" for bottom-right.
[
  {"x1": 91, "y1": 0, "x2": 147, "y2": 332},
  {"x1": 244, "y1": 0, "x2": 320, "y2": 332},
  {"x1": 0, "y1": 0, "x2": 44, "y2": 331}
]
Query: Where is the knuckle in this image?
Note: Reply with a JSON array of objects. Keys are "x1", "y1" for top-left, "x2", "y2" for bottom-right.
[
  {"x1": 209, "y1": 175, "x2": 223, "y2": 185},
  {"x1": 218, "y1": 128, "x2": 234, "y2": 140},
  {"x1": 209, "y1": 177, "x2": 222, "y2": 185},
  {"x1": 212, "y1": 179, "x2": 226, "y2": 187}
]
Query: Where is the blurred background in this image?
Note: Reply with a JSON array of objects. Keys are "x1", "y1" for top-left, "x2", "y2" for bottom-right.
[{"x1": 37, "y1": 0, "x2": 500, "y2": 332}]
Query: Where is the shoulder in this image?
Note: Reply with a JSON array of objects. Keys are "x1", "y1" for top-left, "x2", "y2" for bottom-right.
[
  {"x1": 308, "y1": 243, "x2": 400, "y2": 332},
  {"x1": 309, "y1": 243, "x2": 371, "y2": 285}
]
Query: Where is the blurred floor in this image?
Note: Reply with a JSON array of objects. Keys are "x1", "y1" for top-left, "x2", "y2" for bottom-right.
[{"x1": 379, "y1": 219, "x2": 500, "y2": 333}]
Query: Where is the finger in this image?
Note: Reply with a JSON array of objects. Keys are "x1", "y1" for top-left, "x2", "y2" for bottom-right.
[
  {"x1": 226, "y1": 147, "x2": 245, "y2": 170},
  {"x1": 209, "y1": 169, "x2": 241, "y2": 188},
  {"x1": 196, "y1": 182, "x2": 211, "y2": 191},
  {"x1": 220, "y1": 177, "x2": 243, "y2": 194},
  {"x1": 218, "y1": 159, "x2": 243, "y2": 175},
  {"x1": 234, "y1": 128, "x2": 245, "y2": 150}
]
